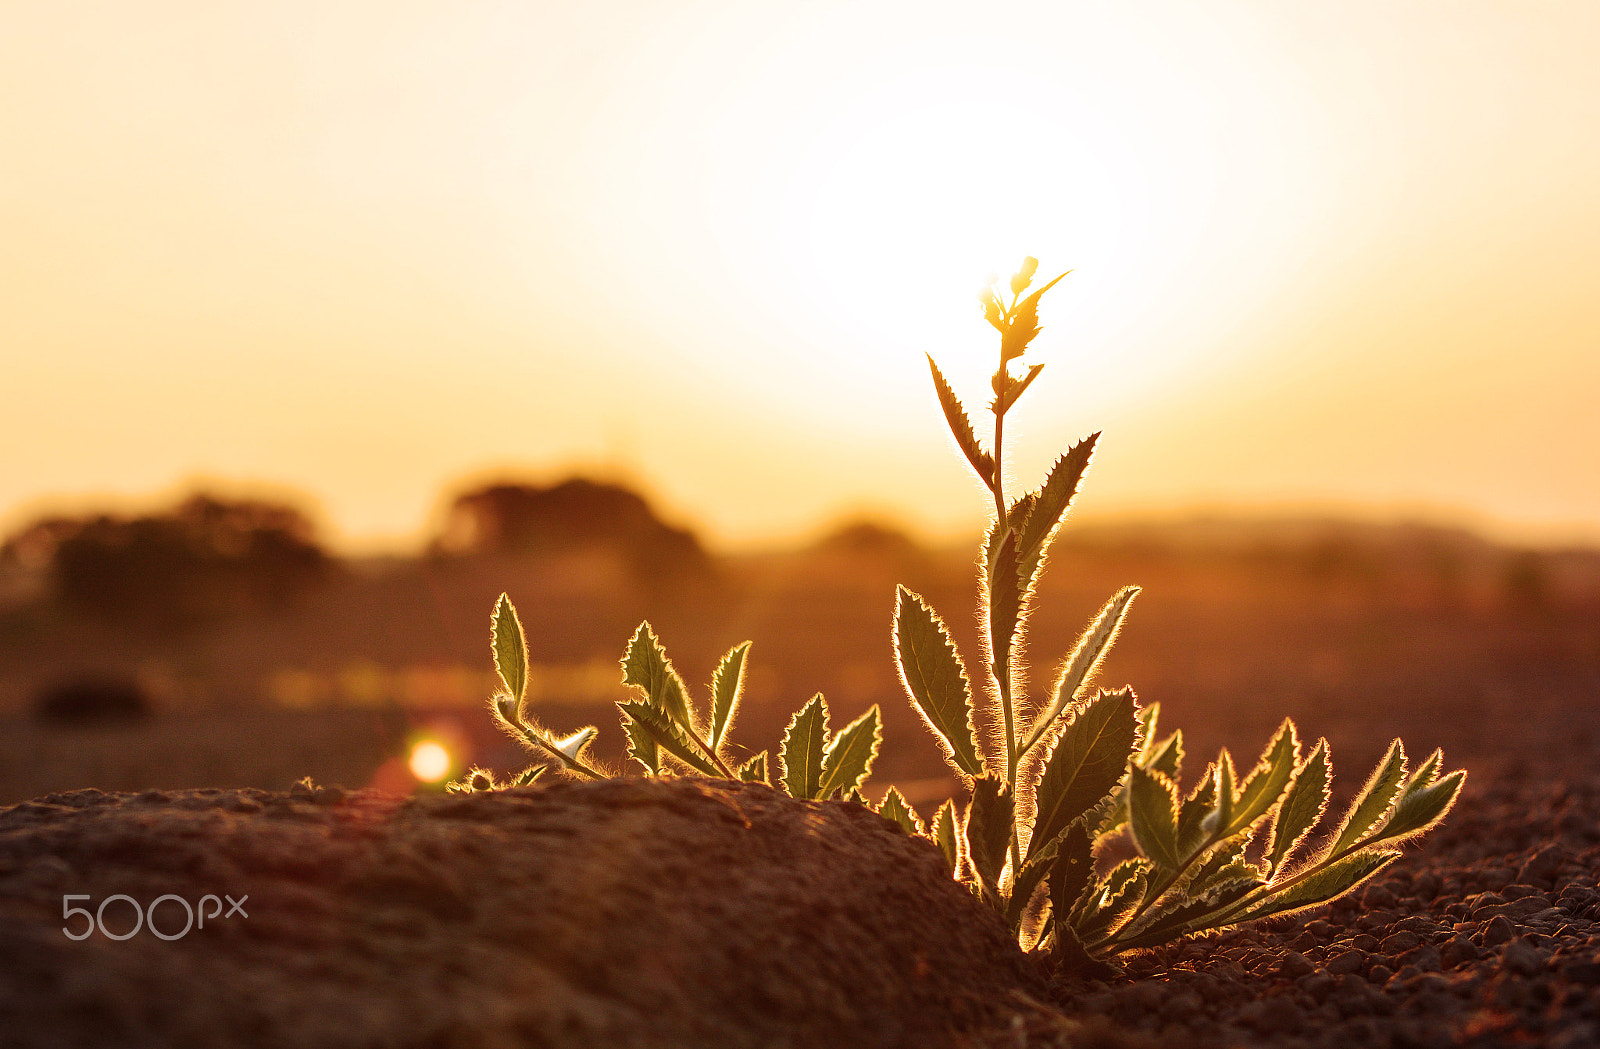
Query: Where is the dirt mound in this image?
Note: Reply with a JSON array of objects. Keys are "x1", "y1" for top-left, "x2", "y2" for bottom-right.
[{"x1": 0, "y1": 777, "x2": 1038, "y2": 1049}]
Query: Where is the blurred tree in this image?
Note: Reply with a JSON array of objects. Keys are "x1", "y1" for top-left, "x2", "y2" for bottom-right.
[
  {"x1": 431, "y1": 478, "x2": 713, "y2": 588},
  {"x1": 0, "y1": 494, "x2": 335, "y2": 632}
]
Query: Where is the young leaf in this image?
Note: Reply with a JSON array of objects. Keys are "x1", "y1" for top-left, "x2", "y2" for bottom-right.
[
  {"x1": 877, "y1": 786, "x2": 922, "y2": 836},
  {"x1": 617, "y1": 699, "x2": 720, "y2": 777},
  {"x1": 1048, "y1": 819, "x2": 1095, "y2": 927},
  {"x1": 1128, "y1": 763, "x2": 1183, "y2": 870},
  {"x1": 1027, "y1": 686, "x2": 1138, "y2": 862},
  {"x1": 622, "y1": 622, "x2": 694, "y2": 730},
  {"x1": 994, "y1": 362, "x2": 1045, "y2": 415},
  {"x1": 1176, "y1": 763, "x2": 1219, "y2": 855},
  {"x1": 491, "y1": 593, "x2": 529, "y2": 704},
  {"x1": 1146, "y1": 730, "x2": 1184, "y2": 781},
  {"x1": 1052, "y1": 919, "x2": 1118, "y2": 979},
  {"x1": 965, "y1": 775, "x2": 1014, "y2": 899},
  {"x1": 509, "y1": 764, "x2": 547, "y2": 787},
  {"x1": 1328, "y1": 739, "x2": 1408, "y2": 855},
  {"x1": 933, "y1": 798, "x2": 961, "y2": 876},
  {"x1": 1074, "y1": 859, "x2": 1149, "y2": 937},
  {"x1": 737, "y1": 751, "x2": 769, "y2": 785},
  {"x1": 1232, "y1": 850, "x2": 1400, "y2": 924},
  {"x1": 779, "y1": 694, "x2": 830, "y2": 800},
  {"x1": 927, "y1": 356, "x2": 995, "y2": 488},
  {"x1": 621, "y1": 715, "x2": 662, "y2": 774},
  {"x1": 1225, "y1": 719, "x2": 1299, "y2": 836},
  {"x1": 1021, "y1": 587, "x2": 1139, "y2": 756},
  {"x1": 709, "y1": 641, "x2": 751, "y2": 753},
  {"x1": 1015, "y1": 433, "x2": 1099, "y2": 586},
  {"x1": 819, "y1": 705, "x2": 882, "y2": 798},
  {"x1": 1267, "y1": 739, "x2": 1331, "y2": 877},
  {"x1": 894, "y1": 586, "x2": 985, "y2": 778},
  {"x1": 1370, "y1": 767, "x2": 1466, "y2": 845}
]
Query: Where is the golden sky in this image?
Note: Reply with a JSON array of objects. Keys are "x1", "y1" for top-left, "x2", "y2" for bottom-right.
[{"x1": 3, "y1": 1, "x2": 1597, "y2": 551}]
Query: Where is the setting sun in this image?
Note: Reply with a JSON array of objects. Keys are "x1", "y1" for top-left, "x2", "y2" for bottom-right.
[{"x1": 408, "y1": 740, "x2": 453, "y2": 785}]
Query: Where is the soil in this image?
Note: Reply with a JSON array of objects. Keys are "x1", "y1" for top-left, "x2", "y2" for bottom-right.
[{"x1": 2, "y1": 768, "x2": 1598, "y2": 1048}]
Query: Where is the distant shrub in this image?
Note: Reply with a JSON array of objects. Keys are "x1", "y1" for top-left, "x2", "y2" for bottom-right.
[
  {"x1": 1, "y1": 494, "x2": 333, "y2": 631},
  {"x1": 34, "y1": 675, "x2": 151, "y2": 725}
]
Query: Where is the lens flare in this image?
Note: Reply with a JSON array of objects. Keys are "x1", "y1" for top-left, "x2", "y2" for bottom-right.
[{"x1": 408, "y1": 739, "x2": 452, "y2": 783}]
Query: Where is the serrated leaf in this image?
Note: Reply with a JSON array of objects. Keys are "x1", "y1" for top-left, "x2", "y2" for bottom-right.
[
  {"x1": 995, "y1": 361, "x2": 1045, "y2": 415},
  {"x1": 877, "y1": 786, "x2": 922, "y2": 836},
  {"x1": 622, "y1": 622, "x2": 694, "y2": 730},
  {"x1": 491, "y1": 593, "x2": 529, "y2": 704},
  {"x1": 1074, "y1": 859, "x2": 1148, "y2": 937},
  {"x1": 1115, "y1": 870, "x2": 1264, "y2": 948},
  {"x1": 894, "y1": 586, "x2": 984, "y2": 778},
  {"x1": 621, "y1": 714, "x2": 660, "y2": 773},
  {"x1": 779, "y1": 694, "x2": 830, "y2": 800},
  {"x1": 1372, "y1": 768, "x2": 1466, "y2": 844},
  {"x1": 1267, "y1": 739, "x2": 1331, "y2": 877},
  {"x1": 709, "y1": 641, "x2": 751, "y2": 753},
  {"x1": 510, "y1": 764, "x2": 547, "y2": 787},
  {"x1": 819, "y1": 705, "x2": 882, "y2": 798},
  {"x1": 1233, "y1": 850, "x2": 1400, "y2": 923},
  {"x1": 1183, "y1": 837, "x2": 1249, "y2": 898},
  {"x1": 1225, "y1": 719, "x2": 1299, "y2": 837},
  {"x1": 1128, "y1": 763, "x2": 1182, "y2": 869},
  {"x1": 1027, "y1": 687, "x2": 1137, "y2": 863},
  {"x1": 1146, "y1": 730, "x2": 1183, "y2": 781},
  {"x1": 737, "y1": 751, "x2": 768, "y2": 784},
  {"x1": 933, "y1": 798, "x2": 960, "y2": 876},
  {"x1": 1329, "y1": 739, "x2": 1408, "y2": 855},
  {"x1": 1021, "y1": 587, "x2": 1139, "y2": 756},
  {"x1": 618, "y1": 699, "x2": 719, "y2": 777},
  {"x1": 928, "y1": 356, "x2": 995, "y2": 488},
  {"x1": 1015, "y1": 434, "x2": 1099, "y2": 587},
  {"x1": 1048, "y1": 820, "x2": 1095, "y2": 927},
  {"x1": 965, "y1": 775, "x2": 1014, "y2": 899},
  {"x1": 1176, "y1": 763, "x2": 1219, "y2": 855}
]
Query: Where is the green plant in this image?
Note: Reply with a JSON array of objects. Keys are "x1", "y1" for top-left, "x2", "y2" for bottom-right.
[{"x1": 455, "y1": 257, "x2": 1465, "y2": 972}]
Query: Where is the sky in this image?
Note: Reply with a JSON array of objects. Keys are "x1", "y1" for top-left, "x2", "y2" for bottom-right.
[{"x1": 2, "y1": 1, "x2": 1597, "y2": 552}]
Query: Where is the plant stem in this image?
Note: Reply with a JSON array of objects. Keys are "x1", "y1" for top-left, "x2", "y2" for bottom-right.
[{"x1": 991, "y1": 360, "x2": 1022, "y2": 886}]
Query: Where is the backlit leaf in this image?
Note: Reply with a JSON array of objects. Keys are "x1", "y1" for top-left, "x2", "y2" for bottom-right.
[
  {"x1": 928, "y1": 356, "x2": 995, "y2": 488},
  {"x1": 1146, "y1": 730, "x2": 1184, "y2": 781},
  {"x1": 617, "y1": 699, "x2": 719, "y2": 777},
  {"x1": 491, "y1": 594, "x2": 529, "y2": 704},
  {"x1": 1027, "y1": 687, "x2": 1137, "y2": 862},
  {"x1": 709, "y1": 641, "x2": 751, "y2": 753},
  {"x1": 877, "y1": 786, "x2": 922, "y2": 836},
  {"x1": 819, "y1": 705, "x2": 882, "y2": 798},
  {"x1": 1074, "y1": 859, "x2": 1149, "y2": 937},
  {"x1": 622, "y1": 622, "x2": 694, "y2": 730},
  {"x1": 1176, "y1": 763, "x2": 1219, "y2": 855},
  {"x1": 894, "y1": 586, "x2": 985, "y2": 778},
  {"x1": 1233, "y1": 850, "x2": 1400, "y2": 923},
  {"x1": 1015, "y1": 434, "x2": 1099, "y2": 587},
  {"x1": 1267, "y1": 739, "x2": 1330, "y2": 877},
  {"x1": 1329, "y1": 739, "x2": 1407, "y2": 855},
  {"x1": 1225, "y1": 719, "x2": 1299, "y2": 836},
  {"x1": 738, "y1": 751, "x2": 768, "y2": 785},
  {"x1": 1128, "y1": 763, "x2": 1182, "y2": 869},
  {"x1": 1021, "y1": 586, "x2": 1139, "y2": 756},
  {"x1": 933, "y1": 799, "x2": 961, "y2": 876},
  {"x1": 965, "y1": 775, "x2": 1014, "y2": 899},
  {"x1": 779, "y1": 694, "x2": 830, "y2": 800},
  {"x1": 1372, "y1": 767, "x2": 1466, "y2": 844},
  {"x1": 1048, "y1": 820, "x2": 1095, "y2": 926}
]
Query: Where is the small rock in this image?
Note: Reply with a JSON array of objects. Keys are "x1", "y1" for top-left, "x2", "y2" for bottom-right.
[
  {"x1": 1368, "y1": 964, "x2": 1395, "y2": 985},
  {"x1": 1328, "y1": 951, "x2": 1367, "y2": 975},
  {"x1": 1519, "y1": 845, "x2": 1565, "y2": 885},
  {"x1": 1503, "y1": 937, "x2": 1546, "y2": 978},
  {"x1": 1441, "y1": 936, "x2": 1481, "y2": 968},
  {"x1": 1382, "y1": 930, "x2": 1422, "y2": 953},
  {"x1": 1277, "y1": 951, "x2": 1315, "y2": 978},
  {"x1": 1237, "y1": 996, "x2": 1303, "y2": 1034},
  {"x1": 1483, "y1": 915, "x2": 1517, "y2": 946}
]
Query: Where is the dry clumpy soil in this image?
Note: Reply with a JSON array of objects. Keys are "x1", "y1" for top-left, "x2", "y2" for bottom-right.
[
  {"x1": 0, "y1": 777, "x2": 1038, "y2": 1049},
  {"x1": 985, "y1": 767, "x2": 1600, "y2": 1049},
  {"x1": 2, "y1": 772, "x2": 1599, "y2": 1049}
]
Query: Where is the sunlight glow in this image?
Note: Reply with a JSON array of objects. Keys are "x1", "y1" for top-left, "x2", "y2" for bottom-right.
[{"x1": 408, "y1": 740, "x2": 453, "y2": 784}]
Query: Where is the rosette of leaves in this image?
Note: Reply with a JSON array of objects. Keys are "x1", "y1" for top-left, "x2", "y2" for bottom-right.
[
  {"x1": 893, "y1": 258, "x2": 1466, "y2": 969},
  {"x1": 449, "y1": 593, "x2": 883, "y2": 804}
]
